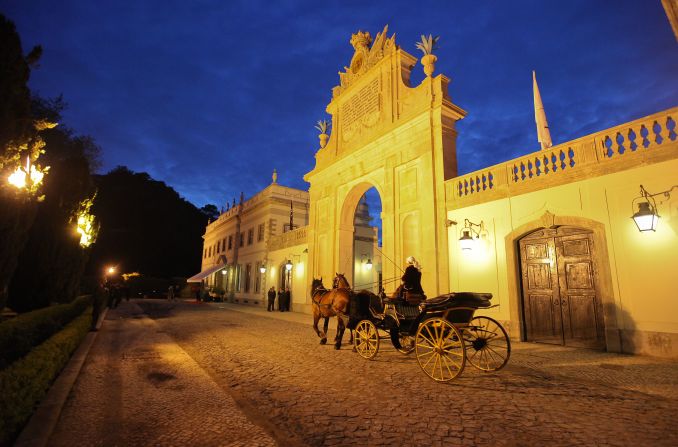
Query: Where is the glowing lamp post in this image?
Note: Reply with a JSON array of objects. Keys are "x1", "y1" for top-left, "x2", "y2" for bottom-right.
[{"x1": 7, "y1": 156, "x2": 46, "y2": 191}]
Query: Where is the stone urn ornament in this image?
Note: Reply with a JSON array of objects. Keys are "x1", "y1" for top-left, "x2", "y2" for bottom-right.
[
  {"x1": 315, "y1": 120, "x2": 330, "y2": 148},
  {"x1": 416, "y1": 34, "x2": 440, "y2": 77}
]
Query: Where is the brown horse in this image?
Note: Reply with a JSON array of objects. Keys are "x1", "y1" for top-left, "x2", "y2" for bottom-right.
[{"x1": 311, "y1": 276, "x2": 352, "y2": 349}]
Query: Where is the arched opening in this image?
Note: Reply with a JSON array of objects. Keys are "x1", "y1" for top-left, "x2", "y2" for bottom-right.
[
  {"x1": 338, "y1": 183, "x2": 383, "y2": 293},
  {"x1": 352, "y1": 188, "x2": 382, "y2": 293}
]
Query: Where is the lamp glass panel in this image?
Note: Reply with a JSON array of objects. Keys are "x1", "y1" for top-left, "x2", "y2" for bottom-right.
[{"x1": 633, "y1": 213, "x2": 658, "y2": 232}]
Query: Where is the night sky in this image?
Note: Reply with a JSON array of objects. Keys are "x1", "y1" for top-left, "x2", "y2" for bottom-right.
[{"x1": 4, "y1": 0, "x2": 677, "y2": 209}]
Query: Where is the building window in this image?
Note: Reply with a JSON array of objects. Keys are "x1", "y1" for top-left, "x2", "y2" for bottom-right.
[
  {"x1": 216, "y1": 240, "x2": 220, "y2": 254},
  {"x1": 240, "y1": 233, "x2": 244, "y2": 247},
  {"x1": 235, "y1": 265, "x2": 241, "y2": 291},
  {"x1": 228, "y1": 235, "x2": 232, "y2": 250},
  {"x1": 222, "y1": 238, "x2": 227, "y2": 251},
  {"x1": 244, "y1": 264, "x2": 252, "y2": 293},
  {"x1": 254, "y1": 262, "x2": 261, "y2": 293},
  {"x1": 247, "y1": 228, "x2": 254, "y2": 245},
  {"x1": 204, "y1": 249, "x2": 207, "y2": 259},
  {"x1": 208, "y1": 246, "x2": 212, "y2": 257},
  {"x1": 257, "y1": 223, "x2": 265, "y2": 242}
]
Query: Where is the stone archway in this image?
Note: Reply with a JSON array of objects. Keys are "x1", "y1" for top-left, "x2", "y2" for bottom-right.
[
  {"x1": 504, "y1": 212, "x2": 621, "y2": 352},
  {"x1": 303, "y1": 27, "x2": 466, "y2": 304},
  {"x1": 337, "y1": 182, "x2": 383, "y2": 289}
]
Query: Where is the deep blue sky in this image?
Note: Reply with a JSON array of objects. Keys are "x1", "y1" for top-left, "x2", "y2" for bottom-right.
[{"x1": 4, "y1": 0, "x2": 677, "y2": 208}]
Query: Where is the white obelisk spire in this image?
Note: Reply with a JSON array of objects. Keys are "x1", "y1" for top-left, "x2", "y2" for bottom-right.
[{"x1": 533, "y1": 71, "x2": 553, "y2": 150}]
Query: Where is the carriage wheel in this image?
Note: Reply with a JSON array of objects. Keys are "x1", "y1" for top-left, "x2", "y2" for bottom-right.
[
  {"x1": 464, "y1": 316, "x2": 511, "y2": 371},
  {"x1": 354, "y1": 320, "x2": 380, "y2": 359},
  {"x1": 415, "y1": 318, "x2": 465, "y2": 382},
  {"x1": 390, "y1": 330, "x2": 415, "y2": 354}
]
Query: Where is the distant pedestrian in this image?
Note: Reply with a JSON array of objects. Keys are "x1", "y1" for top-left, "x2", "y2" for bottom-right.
[
  {"x1": 267, "y1": 286, "x2": 276, "y2": 311},
  {"x1": 277, "y1": 288, "x2": 283, "y2": 311},
  {"x1": 283, "y1": 287, "x2": 291, "y2": 312},
  {"x1": 168, "y1": 285, "x2": 175, "y2": 301}
]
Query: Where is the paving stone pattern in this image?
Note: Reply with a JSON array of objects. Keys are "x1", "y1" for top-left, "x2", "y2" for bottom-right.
[
  {"x1": 49, "y1": 302, "x2": 276, "y2": 447},
  {"x1": 136, "y1": 300, "x2": 678, "y2": 447}
]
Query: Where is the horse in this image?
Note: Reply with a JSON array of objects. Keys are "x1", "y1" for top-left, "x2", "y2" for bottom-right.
[{"x1": 310, "y1": 276, "x2": 352, "y2": 349}]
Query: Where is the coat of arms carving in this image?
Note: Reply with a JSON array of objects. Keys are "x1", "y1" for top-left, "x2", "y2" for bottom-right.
[{"x1": 334, "y1": 25, "x2": 396, "y2": 98}]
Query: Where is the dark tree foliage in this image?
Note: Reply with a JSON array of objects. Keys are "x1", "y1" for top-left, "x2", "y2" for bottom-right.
[
  {"x1": 86, "y1": 166, "x2": 207, "y2": 278},
  {"x1": 200, "y1": 204, "x2": 220, "y2": 221},
  {"x1": 8, "y1": 100, "x2": 99, "y2": 312},
  {"x1": 0, "y1": 14, "x2": 41, "y2": 310},
  {"x1": 0, "y1": 14, "x2": 35, "y2": 150}
]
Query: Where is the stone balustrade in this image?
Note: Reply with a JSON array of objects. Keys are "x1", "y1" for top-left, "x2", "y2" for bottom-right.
[
  {"x1": 446, "y1": 107, "x2": 677, "y2": 208},
  {"x1": 268, "y1": 226, "x2": 308, "y2": 251}
]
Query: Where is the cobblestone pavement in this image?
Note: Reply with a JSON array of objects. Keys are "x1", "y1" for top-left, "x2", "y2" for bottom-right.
[
  {"x1": 48, "y1": 301, "x2": 277, "y2": 447},
  {"x1": 133, "y1": 300, "x2": 678, "y2": 447}
]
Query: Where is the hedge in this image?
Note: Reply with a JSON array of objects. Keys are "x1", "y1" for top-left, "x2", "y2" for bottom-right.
[
  {"x1": 0, "y1": 295, "x2": 91, "y2": 369},
  {"x1": 0, "y1": 310, "x2": 91, "y2": 446}
]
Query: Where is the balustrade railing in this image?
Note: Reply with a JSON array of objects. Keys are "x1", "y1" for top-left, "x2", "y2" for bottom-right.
[
  {"x1": 268, "y1": 226, "x2": 308, "y2": 251},
  {"x1": 448, "y1": 107, "x2": 677, "y2": 206}
]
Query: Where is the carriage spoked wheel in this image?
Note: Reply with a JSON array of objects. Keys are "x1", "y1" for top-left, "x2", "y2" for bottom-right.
[
  {"x1": 415, "y1": 318, "x2": 465, "y2": 382},
  {"x1": 464, "y1": 316, "x2": 511, "y2": 371},
  {"x1": 354, "y1": 320, "x2": 380, "y2": 359}
]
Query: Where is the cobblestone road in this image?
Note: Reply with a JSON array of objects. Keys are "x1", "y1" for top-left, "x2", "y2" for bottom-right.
[
  {"x1": 49, "y1": 301, "x2": 276, "y2": 447},
  {"x1": 137, "y1": 300, "x2": 678, "y2": 447}
]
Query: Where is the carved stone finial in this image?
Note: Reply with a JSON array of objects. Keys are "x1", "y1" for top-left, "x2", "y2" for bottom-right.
[
  {"x1": 239, "y1": 191, "x2": 244, "y2": 205},
  {"x1": 272, "y1": 169, "x2": 278, "y2": 184},
  {"x1": 315, "y1": 120, "x2": 330, "y2": 148}
]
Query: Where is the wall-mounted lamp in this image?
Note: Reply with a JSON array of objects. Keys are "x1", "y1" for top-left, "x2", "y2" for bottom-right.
[
  {"x1": 631, "y1": 185, "x2": 676, "y2": 232},
  {"x1": 360, "y1": 254, "x2": 373, "y2": 270},
  {"x1": 259, "y1": 265, "x2": 266, "y2": 274},
  {"x1": 285, "y1": 259, "x2": 293, "y2": 271},
  {"x1": 221, "y1": 269, "x2": 227, "y2": 275},
  {"x1": 458, "y1": 219, "x2": 486, "y2": 251}
]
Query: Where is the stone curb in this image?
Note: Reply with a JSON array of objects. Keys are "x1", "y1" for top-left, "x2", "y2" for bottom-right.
[{"x1": 14, "y1": 308, "x2": 109, "y2": 447}]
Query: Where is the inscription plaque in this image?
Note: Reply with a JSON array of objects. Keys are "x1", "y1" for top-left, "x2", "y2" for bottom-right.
[{"x1": 341, "y1": 77, "x2": 381, "y2": 141}]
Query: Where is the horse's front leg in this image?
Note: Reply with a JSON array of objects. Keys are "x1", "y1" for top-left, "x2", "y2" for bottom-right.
[{"x1": 313, "y1": 308, "x2": 327, "y2": 344}]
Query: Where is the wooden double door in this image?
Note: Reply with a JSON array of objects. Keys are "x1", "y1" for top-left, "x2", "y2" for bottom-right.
[{"x1": 519, "y1": 227, "x2": 605, "y2": 349}]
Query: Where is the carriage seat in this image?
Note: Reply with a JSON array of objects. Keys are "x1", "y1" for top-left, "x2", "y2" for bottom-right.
[{"x1": 421, "y1": 292, "x2": 492, "y2": 312}]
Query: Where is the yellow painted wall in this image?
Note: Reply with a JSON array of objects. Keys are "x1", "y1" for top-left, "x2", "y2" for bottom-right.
[{"x1": 447, "y1": 157, "x2": 678, "y2": 356}]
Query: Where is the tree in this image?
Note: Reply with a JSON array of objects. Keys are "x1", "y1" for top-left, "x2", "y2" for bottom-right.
[
  {"x1": 200, "y1": 204, "x2": 220, "y2": 221},
  {"x1": 0, "y1": 14, "x2": 45, "y2": 310},
  {"x1": 8, "y1": 99, "x2": 99, "y2": 312},
  {"x1": 86, "y1": 167, "x2": 207, "y2": 279}
]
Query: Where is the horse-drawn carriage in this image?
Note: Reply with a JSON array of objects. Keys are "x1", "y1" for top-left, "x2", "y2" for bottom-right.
[{"x1": 311, "y1": 274, "x2": 511, "y2": 383}]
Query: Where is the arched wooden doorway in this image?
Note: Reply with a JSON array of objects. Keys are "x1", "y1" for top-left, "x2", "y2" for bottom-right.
[{"x1": 519, "y1": 226, "x2": 605, "y2": 349}]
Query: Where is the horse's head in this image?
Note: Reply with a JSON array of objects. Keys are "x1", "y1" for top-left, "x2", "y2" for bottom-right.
[
  {"x1": 333, "y1": 273, "x2": 350, "y2": 289},
  {"x1": 311, "y1": 277, "x2": 325, "y2": 294}
]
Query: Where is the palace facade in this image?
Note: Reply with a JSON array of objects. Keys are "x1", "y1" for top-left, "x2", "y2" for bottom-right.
[{"x1": 192, "y1": 26, "x2": 678, "y2": 358}]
